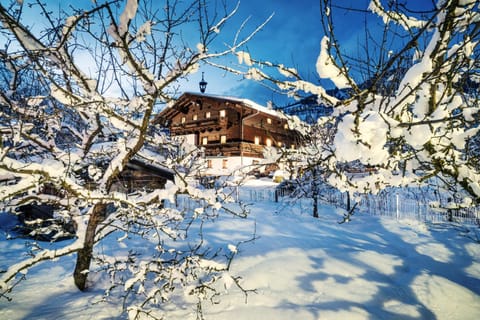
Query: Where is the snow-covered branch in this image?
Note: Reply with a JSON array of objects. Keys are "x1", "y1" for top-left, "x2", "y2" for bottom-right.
[
  {"x1": 237, "y1": 0, "x2": 480, "y2": 211},
  {"x1": 0, "y1": 0, "x2": 261, "y2": 316}
]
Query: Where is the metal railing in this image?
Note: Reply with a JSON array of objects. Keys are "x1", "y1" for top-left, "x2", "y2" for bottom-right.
[{"x1": 164, "y1": 184, "x2": 480, "y2": 226}]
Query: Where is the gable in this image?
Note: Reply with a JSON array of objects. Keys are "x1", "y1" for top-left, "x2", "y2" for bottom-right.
[{"x1": 153, "y1": 92, "x2": 288, "y2": 126}]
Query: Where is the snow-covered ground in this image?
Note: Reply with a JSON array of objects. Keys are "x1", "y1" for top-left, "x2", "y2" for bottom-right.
[{"x1": 1, "y1": 188, "x2": 479, "y2": 320}]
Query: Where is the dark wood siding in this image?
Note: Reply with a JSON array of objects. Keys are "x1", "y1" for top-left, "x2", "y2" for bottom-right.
[{"x1": 154, "y1": 93, "x2": 302, "y2": 158}]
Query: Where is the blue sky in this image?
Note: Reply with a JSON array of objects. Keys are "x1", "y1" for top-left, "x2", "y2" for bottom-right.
[
  {"x1": 5, "y1": 0, "x2": 436, "y2": 107},
  {"x1": 186, "y1": 0, "x2": 350, "y2": 105},
  {"x1": 198, "y1": 0, "x2": 337, "y2": 103},
  {"x1": 194, "y1": 0, "x2": 435, "y2": 106}
]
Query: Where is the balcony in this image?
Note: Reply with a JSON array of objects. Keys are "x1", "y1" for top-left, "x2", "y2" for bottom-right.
[
  {"x1": 170, "y1": 116, "x2": 228, "y2": 135},
  {"x1": 203, "y1": 141, "x2": 265, "y2": 158}
]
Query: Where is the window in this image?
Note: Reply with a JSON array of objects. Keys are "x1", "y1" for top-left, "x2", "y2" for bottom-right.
[
  {"x1": 222, "y1": 159, "x2": 228, "y2": 169},
  {"x1": 193, "y1": 114, "x2": 198, "y2": 121},
  {"x1": 291, "y1": 144, "x2": 295, "y2": 150},
  {"x1": 254, "y1": 136, "x2": 260, "y2": 145},
  {"x1": 202, "y1": 137, "x2": 208, "y2": 145},
  {"x1": 284, "y1": 123, "x2": 289, "y2": 129},
  {"x1": 266, "y1": 138, "x2": 272, "y2": 147},
  {"x1": 219, "y1": 109, "x2": 226, "y2": 118},
  {"x1": 267, "y1": 118, "x2": 272, "y2": 124},
  {"x1": 205, "y1": 111, "x2": 211, "y2": 119},
  {"x1": 207, "y1": 159, "x2": 212, "y2": 168},
  {"x1": 220, "y1": 135, "x2": 227, "y2": 144},
  {"x1": 252, "y1": 160, "x2": 260, "y2": 165},
  {"x1": 181, "y1": 116, "x2": 186, "y2": 124},
  {"x1": 277, "y1": 141, "x2": 283, "y2": 147}
]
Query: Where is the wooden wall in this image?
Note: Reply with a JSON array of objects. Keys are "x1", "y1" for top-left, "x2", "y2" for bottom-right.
[{"x1": 161, "y1": 94, "x2": 301, "y2": 159}]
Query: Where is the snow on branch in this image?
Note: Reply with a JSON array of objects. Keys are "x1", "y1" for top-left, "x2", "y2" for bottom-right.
[
  {"x1": 118, "y1": 0, "x2": 139, "y2": 37},
  {"x1": 209, "y1": 0, "x2": 240, "y2": 35},
  {"x1": 368, "y1": 0, "x2": 428, "y2": 31},
  {"x1": 250, "y1": 0, "x2": 480, "y2": 204},
  {"x1": 316, "y1": 36, "x2": 353, "y2": 89},
  {"x1": 0, "y1": 0, "x2": 260, "y2": 315}
]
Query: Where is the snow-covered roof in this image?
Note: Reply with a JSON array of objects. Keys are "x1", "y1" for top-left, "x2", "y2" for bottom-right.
[
  {"x1": 127, "y1": 158, "x2": 174, "y2": 181},
  {"x1": 181, "y1": 92, "x2": 288, "y2": 119}
]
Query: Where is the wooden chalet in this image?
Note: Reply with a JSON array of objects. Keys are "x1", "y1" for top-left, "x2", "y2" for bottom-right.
[
  {"x1": 111, "y1": 158, "x2": 174, "y2": 193},
  {"x1": 153, "y1": 92, "x2": 302, "y2": 174}
]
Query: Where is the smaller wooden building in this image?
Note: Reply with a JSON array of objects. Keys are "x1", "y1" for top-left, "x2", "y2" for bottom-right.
[
  {"x1": 153, "y1": 92, "x2": 302, "y2": 174},
  {"x1": 111, "y1": 158, "x2": 174, "y2": 193}
]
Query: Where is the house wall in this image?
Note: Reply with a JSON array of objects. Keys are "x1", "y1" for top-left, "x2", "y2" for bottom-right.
[
  {"x1": 242, "y1": 113, "x2": 296, "y2": 148},
  {"x1": 187, "y1": 133, "x2": 196, "y2": 145},
  {"x1": 169, "y1": 98, "x2": 243, "y2": 146},
  {"x1": 203, "y1": 156, "x2": 264, "y2": 176},
  {"x1": 158, "y1": 93, "x2": 302, "y2": 176},
  {"x1": 167, "y1": 96, "x2": 297, "y2": 149}
]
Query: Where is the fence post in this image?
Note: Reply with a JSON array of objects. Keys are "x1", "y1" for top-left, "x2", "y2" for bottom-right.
[{"x1": 396, "y1": 193, "x2": 400, "y2": 220}]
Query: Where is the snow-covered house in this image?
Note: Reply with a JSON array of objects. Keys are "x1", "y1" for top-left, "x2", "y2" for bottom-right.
[{"x1": 153, "y1": 92, "x2": 302, "y2": 175}]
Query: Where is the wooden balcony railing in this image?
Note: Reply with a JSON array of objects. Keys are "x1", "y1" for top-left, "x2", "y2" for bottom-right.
[
  {"x1": 203, "y1": 142, "x2": 265, "y2": 158},
  {"x1": 170, "y1": 116, "x2": 228, "y2": 134}
]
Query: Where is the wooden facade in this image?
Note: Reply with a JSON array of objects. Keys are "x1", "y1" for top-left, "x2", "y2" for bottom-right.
[
  {"x1": 110, "y1": 158, "x2": 174, "y2": 193},
  {"x1": 153, "y1": 93, "x2": 301, "y2": 164}
]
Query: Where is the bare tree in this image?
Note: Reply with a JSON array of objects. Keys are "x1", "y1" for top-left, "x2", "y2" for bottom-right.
[{"x1": 0, "y1": 0, "x2": 264, "y2": 317}]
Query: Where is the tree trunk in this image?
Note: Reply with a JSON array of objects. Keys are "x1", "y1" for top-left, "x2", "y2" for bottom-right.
[
  {"x1": 346, "y1": 191, "x2": 351, "y2": 212},
  {"x1": 73, "y1": 203, "x2": 107, "y2": 291},
  {"x1": 312, "y1": 168, "x2": 319, "y2": 218},
  {"x1": 313, "y1": 194, "x2": 319, "y2": 218}
]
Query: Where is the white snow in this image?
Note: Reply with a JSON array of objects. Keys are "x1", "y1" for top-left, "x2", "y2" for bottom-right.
[
  {"x1": 368, "y1": 0, "x2": 427, "y2": 30},
  {"x1": 118, "y1": 0, "x2": 138, "y2": 36},
  {"x1": 135, "y1": 21, "x2": 151, "y2": 42},
  {"x1": 196, "y1": 42, "x2": 206, "y2": 53},
  {"x1": 236, "y1": 51, "x2": 253, "y2": 66},
  {"x1": 245, "y1": 67, "x2": 266, "y2": 81},
  {"x1": 1, "y1": 183, "x2": 479, "y2": 320},
  {"x1": 333, "y1": 112, "x2": 390, "y2": 165},
  {"x1": 182, "y1": 92, "x2": 288, "y2": 119},
  {"x1": 61, "y1": 15, "x2": 78, "y2": 40},
  {"x1": 316, "y1": 36, "x2": 353, "y2": 89},
  {"x1": 277, "y1": 64, "x2": 298, "y2": 78}
]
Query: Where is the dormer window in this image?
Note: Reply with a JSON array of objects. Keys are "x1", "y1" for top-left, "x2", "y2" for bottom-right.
[
  {"x1": 267, "y1": 118, "x2": 272, "y2": 124},
  {"x1": 284, "y1": 123, "x2": 288, "y2": 129}
]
